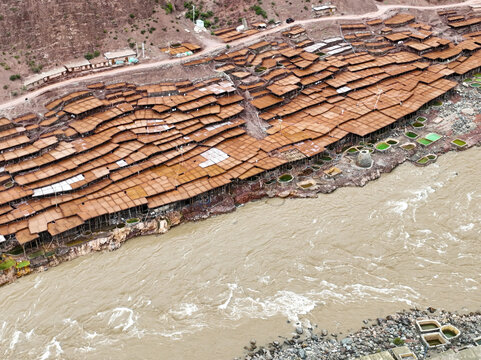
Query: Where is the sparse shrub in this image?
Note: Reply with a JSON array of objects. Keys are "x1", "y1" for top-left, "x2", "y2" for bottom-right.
[
  {"x1": 9, "y1": 74, "x2": 20, "y2": 81},
  {"x1": 30, "y1": 64, "x2": 43, "y2": 73},
  {"x1": 165, "y1": 2, "x2": 173, "y2": 14},
  {"x1": 393, "y1": 337, "x2": 405, "y2": 346},
  {"x1": 3, "y1": 84, "x2": 8, "y2": 90},
  {"x1": 129, "y1": 13, "x2": 135, "y2": 19},
  {"x1": 84, "y1": 53, "x2": 94, "y2": 60},
  {"x1": 93, "y1": 50, "x2": 101, "y2": 57},
  {"x1": 251, "y1": 5, "x2": 267, "y2": 18}
]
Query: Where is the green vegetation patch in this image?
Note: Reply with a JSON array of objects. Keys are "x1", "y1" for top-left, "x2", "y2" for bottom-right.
[
  {"x1": 126, "y1": 218, "x2": 140, "y2": 224},
  {"x1": 251, "y1": 5, "x2": 267, "y2": 18},
  {"x1": 432, "y1": 100, "x2": 443, "y2": 107},
  {"x1": 16, "y1": 260, "x2": 30, "y2": 269},
  {"x1": 66, "y1": 238, "x2": 88, "y2": 247},
  {"x1": 416, "y1": 116, "x2": 427, "y2": 122},
  {"x1": 0, "y1": 259, "x2": 16, "y2": 270},
  {"x1": 412, "y1": 122, "x2": 424, "y2": 128},
  {"x1": 393, "y1": 337, "x2": 405, "y2": 346},
  {"x1": 28, "y1": 250, "x2": 45, "y2": 259},
  {"x1": 7, "y1": 246, "x2": 23, "y2": 255}
]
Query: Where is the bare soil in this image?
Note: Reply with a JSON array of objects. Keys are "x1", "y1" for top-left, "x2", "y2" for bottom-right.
[{"x1": 0, "y1": 0, "x2": 471, "y2": 105}]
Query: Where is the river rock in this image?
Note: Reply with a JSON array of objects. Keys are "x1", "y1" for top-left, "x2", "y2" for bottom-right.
[
  {"x1": 166, "y1": 211, "x2": 182, "y2": 226},
  {"x1": 278, "y1": 190, "x2": 291, "y2": 198},
  {"x1": 461, "y1": 107, "x2": 474, "y2": 116},
  {"x1": 157, "y1": 219, "x2": 169, "y2": 234},
  {"x1": 55, "y1": 246, "x2": 69, "y2": 256},
  {"x1": 210, "y1": 195, "x2": 236, "y2": 215},
  {"x1": 321, "y1": 329, "x2": 328, "y2": 336},
  {"x1": 0, "y1": 267, "x2": 16, "y2": 286},
  {"x1": 30, "y1": 256, "x2": 49, "y2": 267},
  {"x1": 140, "y1": 219, "x2": 158, "y2": 235},
  {"x1": 112, "y1": 226, "x2": 130, "y2": 243}
]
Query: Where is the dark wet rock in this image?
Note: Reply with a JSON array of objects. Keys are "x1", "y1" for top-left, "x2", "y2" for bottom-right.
[
  {"x1": 30, "y1": 256, "x2": 49, "y2": 267},
  {"x1": 55, "y1": 246, "x2": 69, "y2": 256}
]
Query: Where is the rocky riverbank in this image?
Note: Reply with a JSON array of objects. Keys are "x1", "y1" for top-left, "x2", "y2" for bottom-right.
[
  {"x1": 238, "y1": 309, "x2": 481, "y2": 360},
  {"x1": 2, "y1": 83, "x2": 481, "y2": 287}
]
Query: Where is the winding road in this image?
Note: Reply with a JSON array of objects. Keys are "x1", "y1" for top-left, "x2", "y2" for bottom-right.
[{"x1": 0, "y1": 0, "x2": 479, "y2": 113}]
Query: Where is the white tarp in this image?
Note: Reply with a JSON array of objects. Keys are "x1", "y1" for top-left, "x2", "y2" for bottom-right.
[
  {"x1": 33, "y1": 174, "x2": 85, "y2": 197},
  {"x1": 199, "y1": 148, "x2": 229, "y2": 168}
]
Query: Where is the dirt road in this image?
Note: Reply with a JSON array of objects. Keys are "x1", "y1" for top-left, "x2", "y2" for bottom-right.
[{"x1": 0, "y1": 0, "x2": 479, "y2": 113}]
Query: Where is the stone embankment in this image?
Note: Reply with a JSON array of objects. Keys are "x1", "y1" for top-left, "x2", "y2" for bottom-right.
[{"x1": 239, "y1": 309, "x2": 481, "y2": 360}]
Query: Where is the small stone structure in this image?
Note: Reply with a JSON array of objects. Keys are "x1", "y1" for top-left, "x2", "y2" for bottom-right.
[{"x1": 356, "y1": 150, "x2": 373, "y2": 168}]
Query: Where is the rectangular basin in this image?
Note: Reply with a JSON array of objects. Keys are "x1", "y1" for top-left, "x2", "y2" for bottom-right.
[
  {"x1": 425, "y1": 133, "x2": 442, "y2": 142},
  {"x1": 421, "y1": 332, "x2": 449, "y2": 348},
  {"x1": 416, "y1": 319, "x2": 441, "y2": 333}
]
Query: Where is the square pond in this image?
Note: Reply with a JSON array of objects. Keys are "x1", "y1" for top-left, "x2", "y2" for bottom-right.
[{"x1": 425, "y1": 133, "x2": 442, "y2": 142}]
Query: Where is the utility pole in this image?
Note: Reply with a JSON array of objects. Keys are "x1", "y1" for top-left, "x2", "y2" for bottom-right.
[
  {"x1": 142, "y1": 42, "x2": 145, "y2": 58},
  {"x1": 192, "y1": 4, "x2": 195, "y2": 23}
]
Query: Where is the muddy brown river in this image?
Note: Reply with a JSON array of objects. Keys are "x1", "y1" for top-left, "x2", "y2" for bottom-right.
[{"x1": 1, "y1": 148, "x2": 480, "y2": 359}]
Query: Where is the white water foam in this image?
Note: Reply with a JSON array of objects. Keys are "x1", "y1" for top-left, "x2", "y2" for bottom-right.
[
  {"x1": 218, "y1": 283, "x2": 237, "y2": 310},
  {"x1": 169, "y1": 303, "x2": 199, "y2": 319},
  {"x1": 458, "y1": 223, "x2": 474, "y2": 232},
  {"x1": 108, "y1": 307, "x2": 138, "y2": 332},
  {"x1": 223, "y1": 290, "x2": 316, "y2": 322},
  {"x1": 39, "y1": 337, "x2": 63, "y2": 360},
  {"x1": 9, "y1": 330, "x2": 22, "y2": 350}
]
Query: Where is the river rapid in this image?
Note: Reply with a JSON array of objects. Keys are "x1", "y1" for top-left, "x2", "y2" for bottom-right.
[{"x1": 1, "y1": 148, "x2": 480, "y2": 359}]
